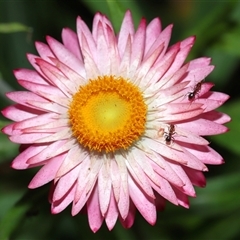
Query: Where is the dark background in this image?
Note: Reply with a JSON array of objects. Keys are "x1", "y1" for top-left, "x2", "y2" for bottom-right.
[{"x1": 0, "y1": 0, "x2": 240, "y2": 239}]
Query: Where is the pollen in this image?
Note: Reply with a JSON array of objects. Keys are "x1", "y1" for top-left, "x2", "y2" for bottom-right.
[{"x1": 68, "y1": 75, "x2": 147, "y2": 153}]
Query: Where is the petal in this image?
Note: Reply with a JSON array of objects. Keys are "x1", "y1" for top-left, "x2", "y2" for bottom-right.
[
  {"x1": 150, "y1": 176, "x2": 178, "y2": 205},
  {"x1": 35, "y1": 41, "x2": 55, "y2": 61},
  {"x1": 146, "y1": 150, "x2": 184, "y2": 188},
  {"x1": 183, "y1": 167, "x2": 206, "y2": 187},
  {"x1": 95, "y1": 21, "x2": 111, "y2": 74},
  {"x1": 110, "y1": 159, "x2": 121, "y2": 202},
  {"x1": 128, "y1": 176, "x2": 156, "y2": 225},
  {"x1": 36, "y1": 58, "x2": 75, "y2": 96},
  {"x1": 182, "y1": 143, "x2": 224, "y2": 165},
  {"x1": 28, "y1": 153, "x2": 66, "y2": 188},
  {"x1": 14, "y1": 68, "x2": 49, "y2": 85},
  {"x1": 173, "y1": 187, "x2": 190, "y2": 208},
  {"x1": 147, "y1": 24, "x2": 173, "y2": 63},
  {"x1": 129, "y1": 18, "x2": 146, "y2": 73},
  {"x1": 168, "y1": 162, "x2": 196, "y2": 197},
  {"x1": 105, "y1": 191, "x2": 118, "y2": 231},
  {"x1": 62, "y1": 27, "x2": 83, "y2": 60},
  {"x1": 56, "y1": 144, "x2": 87, "y2": 178},
  {"x1": 1, "y1": 104, "x2": 40, "y2": 122},
  {"x1": 178, "y1": 116, "x2": 229, "y2": 136},
  {"x1": 46, "y1": 36, "x2": 84, "y2": 75},
  {"x1": 98, "y1": 158, "x2": 112, "y2": 216},
  {"x1": 87, "y1": 185, "x2": 104, "y2": 233},
  {"x1": 27, "y1": 139, "x2": 75, "y2": 164},
  {"x1": 77, "y1": 16, "x2": 97, "y2": 61},
  {"x1": 163, "y1": 36, "x2": 195, "y2": 79},
  {"x1": 126, "y1": 150, "x2": 155, "y2": 199},
  {"x1": 11, "y1": 144, "x2": 47, "y2": 169},
  {"x1": 144, "y1": 17, "x2": 162, "y2": 56},
  {"x1": 115, "y1": 154, "x2": 130, "y2": 219},
  {"x1": 74, "y1": 155, "x2": 102, "y2": 205},
  {"x1": 51, "y1": 183, "x2": 76, "y2": 214},
  {"x1": 119, "y1": 201, "x2": 136, "y2": 228},
  {"x1": 53, "y1": 164, "x2": 80, "y2": 201},
  {"x1": 118, "y1": 10, "x2": 135, "y2": 58}
]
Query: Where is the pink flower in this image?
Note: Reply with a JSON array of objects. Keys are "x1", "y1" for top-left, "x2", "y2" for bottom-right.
[{"x1": 2, "y1": 11, "x2": 230, "y2": 232}]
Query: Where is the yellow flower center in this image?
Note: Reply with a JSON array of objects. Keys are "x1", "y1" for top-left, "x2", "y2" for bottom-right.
[{"x1": 68, "y1": 75, "x2": 147, "y2": 153}]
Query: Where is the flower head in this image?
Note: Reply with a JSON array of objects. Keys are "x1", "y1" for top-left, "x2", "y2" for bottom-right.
[{"x1": 2, "y1": 11, "x2": 230, "y2": 232}]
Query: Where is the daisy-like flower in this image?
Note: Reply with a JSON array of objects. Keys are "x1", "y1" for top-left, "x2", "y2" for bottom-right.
[{"x1": 2, "y1": 11, "x2": 230, "y2": 232}]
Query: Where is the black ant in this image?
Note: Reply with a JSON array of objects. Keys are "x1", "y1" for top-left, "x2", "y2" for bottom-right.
[
  {"x1": 163, "y1": 124, "x2": 175, "y2": 145},
  {"x1": 188, "y1": 80, "x2": 204, "y2": 101}
]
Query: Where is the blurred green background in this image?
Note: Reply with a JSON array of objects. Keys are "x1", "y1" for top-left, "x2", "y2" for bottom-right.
[{"x1": 0, "y1": 0, "x2": 240, "y2": 239}]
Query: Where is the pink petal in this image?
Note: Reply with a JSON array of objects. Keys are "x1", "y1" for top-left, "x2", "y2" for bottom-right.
[
  {"x1": 118, "y1": 10, "x2": 135, "y2": 58},
  {"x1": 168, "y1": 162, "x2": 196, "y2": 197},
  {"x1": 127, "y1": 151, "x2": 155, "y2": 199},
  {"x1": 13, "y1": 112, "x2": 59, "y2": 131},
  {"x1": 173, "y1": 187, "x2": 190, "y2": 208},
  {"x1": 27, "y1": 54, "x2": 45, "y2": 76},
  {"x1": 6, "y1": 91, "x2": 66, "y2": 114},
  {"x1": 118, "y1": 36, "x2": 131, "y2": 78},
  {"x1": 98, "y1": 160, "x2": 112, "y2": 216},
  {"x1": 51, "y1": 183, "x2": 76, "y2": 214},
  {"x1": 150, "y1": 175, "x2": 178, "y2": 205},
  {"x1": 35, "y1": 41, "x2": 55, "y2": 61},
  {"x1": 115, "y1": 154, "x2": 130, "y2": 219},
  {"x1": 149, "y1": 43, "x2": 179, "y2": 84},
  {"x1": 188, "y1": 57, "x2": 212, "y2": 70},
  {"x1": 136, "y1": 42, "x2": 164, "y2": 88},
  {"x1": 56, "y1": 144, "x2": 87, "y2": 178},
  {"x1": 183, "y1": 167, "x2": 206, "y2": 187},
  {"x1": 77, "y1": 16, "x2": 97, "y2": 62},
  {"x1": 174, "y1": 147, "x2": 208, "y2": 171},
  {"x1": 71, "y1": 158, "x2": 101, "y2": 216},
  {"x1": 10, "y1": 132, "x2": 52, "y2": 144},
  {"x1": 129, "y1": 18, "x2": 146, "y2": 73},
  {"x1": 174, "y1": 127, "x2": 209, "y2": 145},
  {"x1": 131, "y1": 147, "x2": 160, "y2": 186},
  {"x1": 34, "y1": 128, "x2": 72, "y2": 143},
  {"x1": 163, "y1": 37, "x2": 195, "y2": 79},
  {"x1": 62, "y1": 27, "x2": 82, "y2": 61},
  {"x1": 14, "y1": 68, "x2": 49, "y2": 85},
  {"x1": 11, "y1": 144, "x2": 47, "y2": 169},
  {"x1": 187, "y1": 65, "x2": 215, "y2": 84},
  {"x1": 46, "y1": 36, "x2": 84, "y2": 75},
  {"x1": 117, "y1": 183, "x2": 130, "y2": 220},
  {"x1": 2, "y1": 122, "x2": 22, "y2": 136},
  {"x1": 143, "y1": 138, "x2": 187, "y2": 165},
  {"x1": 49, "y1": 57, "x2": 86, "y2": 86},
  {"x1": 28, "y1": 153, "x2": 66, "y2": 188},
  {"x1": 80, "y1": 35, "x2": 101, "y2": 79},
  {"x1": 144, "y1": 17, "x2": 162, "y2": 56},
  {"x1": 87, "y1": 185, "x2": 104, "y2": 233},
  {"x1": 147, "y1": 24, "x2": 173, "y2": 63},
  {"x1": 211, "y1": 112, "x2": 231, "y2": 125},
  {"x1": 1, "y1": 104, "x2": 40, "y2": 122},
  {"x1": 178, "y1": 116, "x2": 228, "y2": 136},
  {"x1": 53, "y1": 164, "x2": 80, "y2": 201},
  {"x1": 147, "y1": 150, "x2": 184, "y2": 188},
  {"x1": 27, "y1": 139, "x2": 73, "y2": 164},
  {"x1": 95, "y1": 21, "x2": 111, "y2": 74},
  {"x1": 17, "y1": 80, "x2": 68, "y2": 106},
  {"x1": 183, "y1": 144, "x2": 224, "y2": 165},
  {"x1": 119, "y1": 201, "x2": 136, "y2": 228},
  {"x1": 36, "y1": 58, "x2": 75, "y2": 96},
  {"x1": 74, "y1": 156, "x2": 102, "y2": 204},
  {"x1": 128, "y1": 176, "x2": 156, "y2": 225},
  {"x1": 110, "y1": 159, "x2": 121, "y2": 202},
  {"x1": 105, "y1": 191, "x2": 118, "y2": 231}
]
